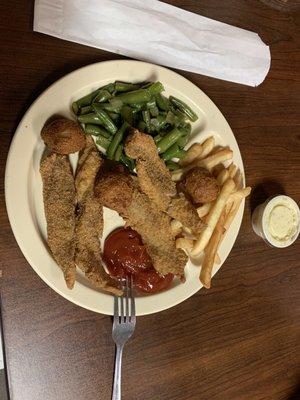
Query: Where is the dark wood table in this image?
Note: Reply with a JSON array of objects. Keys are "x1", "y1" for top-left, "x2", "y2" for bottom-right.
[{"x1": 1, "y1": 1, "x2": 299, "y2": 399}]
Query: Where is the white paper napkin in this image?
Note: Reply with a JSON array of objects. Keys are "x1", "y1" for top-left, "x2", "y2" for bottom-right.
[{"x1": 33, "y1": 0, "x2": 271, "y2": 86}]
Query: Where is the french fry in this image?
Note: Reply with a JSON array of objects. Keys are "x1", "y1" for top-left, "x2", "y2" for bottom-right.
[
  {"x1": 214, "y1": 253, "x2": 221, "y2": 264},
  {"x1": 179, "y1": 143, "x2": 203, "y2": 166},
  {"x1": 171, "y1": 169, "x2": 184, "y2": 181},
  {"x1": 191, "y1": 178, "x2": 235, "y2": 256},
  {"x1": 197, "y1": 202, "x2": 212, "y2": 218},
  {"x1": 196, "y1": 137, "x2": 215, "y2": 159},
  {"x1": 217, "y1": 169, "x2": 229, "y2": 186},
  {"x1": 200, "y1": 211, "x2": 226, "y2": 288},
  {"x1": 234, "y1": 170, "x2": 243, "y2": 189},
  {"x1": 223, "y1": 198, "x2": 242, "y2": 231},
  {"x1": 170, "y1": 219, "x2": 183, "y2": 236},
  {"x1": 227, "y1": 186, "x2": 251, "y2": 204},
  {"x1": 227, "y1": 163, "x2": 237, "y2": 179},
  {"x1": 176, "y1": 237, "x2": 194, "y2": 255},
  {"x1": 196, "y1": 149, "x2": 233, "y2": 171}
]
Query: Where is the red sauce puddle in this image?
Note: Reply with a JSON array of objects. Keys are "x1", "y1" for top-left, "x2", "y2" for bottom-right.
[{"x1": 103, "y1": 227, "x2": 173, "y2": 294}]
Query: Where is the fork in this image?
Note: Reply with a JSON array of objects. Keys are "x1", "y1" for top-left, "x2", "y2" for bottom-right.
[{"x1": 112, "y1": 275, "x2": 136, "y2": 400}]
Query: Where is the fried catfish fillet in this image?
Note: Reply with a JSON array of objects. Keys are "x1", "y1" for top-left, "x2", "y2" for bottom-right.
[
  {"x1": 125, "y1": 130, "x2": 204, "y2": 235},
  {"x1": 40, "y1": 153, "x2": 76, "y2": 289},
  {"x1": 94, "y1": 169, "x2": 187, "y2": 278},
  {"x1": 75, "y1": 138, "x2": 122, "y2": 295}
]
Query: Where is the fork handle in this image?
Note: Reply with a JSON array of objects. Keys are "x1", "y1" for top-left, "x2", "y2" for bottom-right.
[{"x1": 112, "y1": 344, "x2": 123, "y2": 400}]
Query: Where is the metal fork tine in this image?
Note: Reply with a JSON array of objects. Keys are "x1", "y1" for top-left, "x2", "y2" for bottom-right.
[
  {"x1": 113, "y1": 295, "x2": 119, "y2": 323},
  {"x1": 130, "y1": 275, "x2": 136, "y2": 322},
  {"x1": 125, "y1": 276, "x2": 129, "y2": 320},
  {"x1": 120, "y1": 280, "x2": 125, "y2": 322}
]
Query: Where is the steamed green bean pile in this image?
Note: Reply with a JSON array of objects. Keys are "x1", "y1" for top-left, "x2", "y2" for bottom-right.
[{"x1": 72, "y1": 81, "x2": 198, "y2": 171}]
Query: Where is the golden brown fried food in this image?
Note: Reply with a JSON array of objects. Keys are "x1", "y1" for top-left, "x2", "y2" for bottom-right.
[
  {"x1": 182, "y1": 167, "x2": 219, "y2": 204},
  {"x1": 167, "y1": 193, "x2": 203, "y2": 235},
  {"x1": 125, "y1": 129, "x2": 176, "y2": 210},
  {"x1": 40, "y1": 153, "x2": 76, "y2": 289},
  {"x1": 75, "y1": 140, "x2": 122, "y2": 295},
  {"x1": 125, "y1": 130, "x2": 204, "y2": 235},
  {"x1": 95, "y1": 170, "x2": 187, "y2": 277},
  {"x1": 75, "y1": 197, "x2": 122, "y2": 295},
  {"x1": 94, "y1": 168, "x2": 134, "y2": 217},
  {"x1": 75, "y1": 136, "x2": 102, "y2": 204},
  {"x1": 41, "y1": 118, "x2": 86, "y2": 155}
]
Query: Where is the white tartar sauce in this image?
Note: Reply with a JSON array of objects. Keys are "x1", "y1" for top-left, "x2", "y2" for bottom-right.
[{"x1": 263, "y1": 196, "x2": 299, "y2": 247}]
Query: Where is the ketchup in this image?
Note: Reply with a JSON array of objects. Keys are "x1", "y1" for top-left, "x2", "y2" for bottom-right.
[{"x1": 103, "y1": 227, "x2": 173, "y2": 293}]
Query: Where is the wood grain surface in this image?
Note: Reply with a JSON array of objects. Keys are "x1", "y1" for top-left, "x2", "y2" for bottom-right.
[{"x1": 0, "y1": 1, "x2": 299, "y2": 399}]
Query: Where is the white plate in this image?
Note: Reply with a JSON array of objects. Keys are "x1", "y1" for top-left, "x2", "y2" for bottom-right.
[{"x1": 5, "y1": 60, "x2": 245, "y2": 316}]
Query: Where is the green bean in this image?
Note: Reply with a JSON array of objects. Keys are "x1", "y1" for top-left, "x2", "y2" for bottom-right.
[
  {"x1": 150, "y1": 114, "x2": 167, "y2": 131},
  {"x1": 169, "y1": 96, "x2": 198, "y2": 122},
  {"x1": 156, "y1": 94, "x2": 170, "y2": 111},
  {"x1": 96, "y1": 135, "x2": 111, "y2": 150},
  {"x1": 93, "y1": 89, "x2": 112, "y2": 103},
  {"x1": 137, "y1": 120, "x2": 147, "y2": 132},
  {"x1": 149, "y1": 105, "x2": 159, "y2": 117},
  {"x1": 77, "y1": 113, "x2": 103, "y2": 125},
  {"x1": 131, "y1": 103, "x2": 143, "y2": 112},
  {"x1": 146, "y1": 100, "x2": 159, "y2": 117},
  {"x1": 162, "y1": 144, "x2": 186, "y2": 161},
  {"x1": 116, "y1": 89, "x2": 151, "y2": 105},
  {"x1": 92, "y1": 104, "x2": 118, "y2": 134},
  {"x1": 72, "y1": 102, "x2": 80, "y2": 115},
  {"x1": 78, "y1": 105, "x2": 93, "y2": 115},
  {"x1": 165, "y1": 160, "x2": 180, "y2": 171},
  {"x1": 72, "y1": 88, "x2": 101, "y2": 111},
  {"x1": 106, "y1": 122, "x2": 129, "y2": 160},
  {"x1": 115, "y1": 82, "x2": 164, "y2": 105},
  {"x1": 115, "y1": 81, "x2": 141, "y2": 92},
  {"x1": 84, "y1": 124, "x2": 111, "y2": 138},
  {"x1": 166, "y1": 110, "x2": 186, "y2": 126},
  {"x1": 179, "y1": 122, "x2": 192, "y2": 135},
  {"x1": 100, "y1": 82, "x2": 115, "y2": 94},
  {"x1": 156, "y1": 128, "x2": 183, "y2": 154},
  {"x1": 154, "y1": 134, "x2": 163, "y2": 143},
  {"x1": 107, "y1": 112, "x2": 120, "y2": 122},
  {"x1": 114, "y1": 144, "x2": 123, "y2": 161},
  {"x1": 121, "y1": 106, "x2": 134, "y2": 125},
  {"x1": 109, "y1": 98, "x2": 124, "y2": 112},
  {"x1": 142, "y1": 110, "x2": 151, "y2": 131},
  {"x1": 177, "y1": 134, "x2": 189, "y2": 148},
  {"x1": 147, "y1": 82, "x2": 164, "y2": 96},
  {"x1": 120, "y1": 154, "x2": 135, "y2": 172}
]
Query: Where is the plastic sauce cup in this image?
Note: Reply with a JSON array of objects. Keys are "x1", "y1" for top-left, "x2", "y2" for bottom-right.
[{"x1": 252, "y1": 195, "x2": 300, "y2": 248}]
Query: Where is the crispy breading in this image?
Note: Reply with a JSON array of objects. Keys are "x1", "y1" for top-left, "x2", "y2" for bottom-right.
[
  {"x1": 75, "y1": 197, "x2": 122, "y2": 295},
  {"x1": 95, "y1": 170, "x2": 187, "y2": 277},
  {"x1": 75, "y1": 140, "x2": 122, "y2": 295},
  {"x1": 125, "y1": 130, "x2": 204, "y2": 235},
  {"x1": 127, "y1": 190, "x2": 187, "y2": 277},
  {"x1": 181, "y1": 167, "x2": 219, "y2": 204},
  {"x1": 40, "y1": 153, "x2": 76, "y2": 289},
  {"x1": 125, "y1": 130, "x2": 176, "y2": 210},
  {"x1": 75, "y1": 137, "x2": 102, "y2": 204},
  {"x1": 41, "y1": 118, "x2": 86, "y2": 155},
  {"x1": 94, "y1": 168, "x2": 134, "y2": 217},
  {"x1": 167, "y1": 193, "x2": 204, "y2": 236}
]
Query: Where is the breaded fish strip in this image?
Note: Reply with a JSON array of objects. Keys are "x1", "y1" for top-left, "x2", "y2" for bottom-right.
[
  {"x1": 125, "y1": 130, "x2": 204, "y2": 235},
  {"x1": 40, "y1": 153, "x2": 76, "y2": 289},
  {"x1": 125, "y1": 130, "x2": 176, "y2": 210},
  {"x1": 94, "y1": 170, "x2": 187, "y2": 277},
  {"x1": 75, "y1": 138, "x2": 122, "y2": 295},
  {"x1": 75, "y1": 197, "x2": 122, "y2": 295}
]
